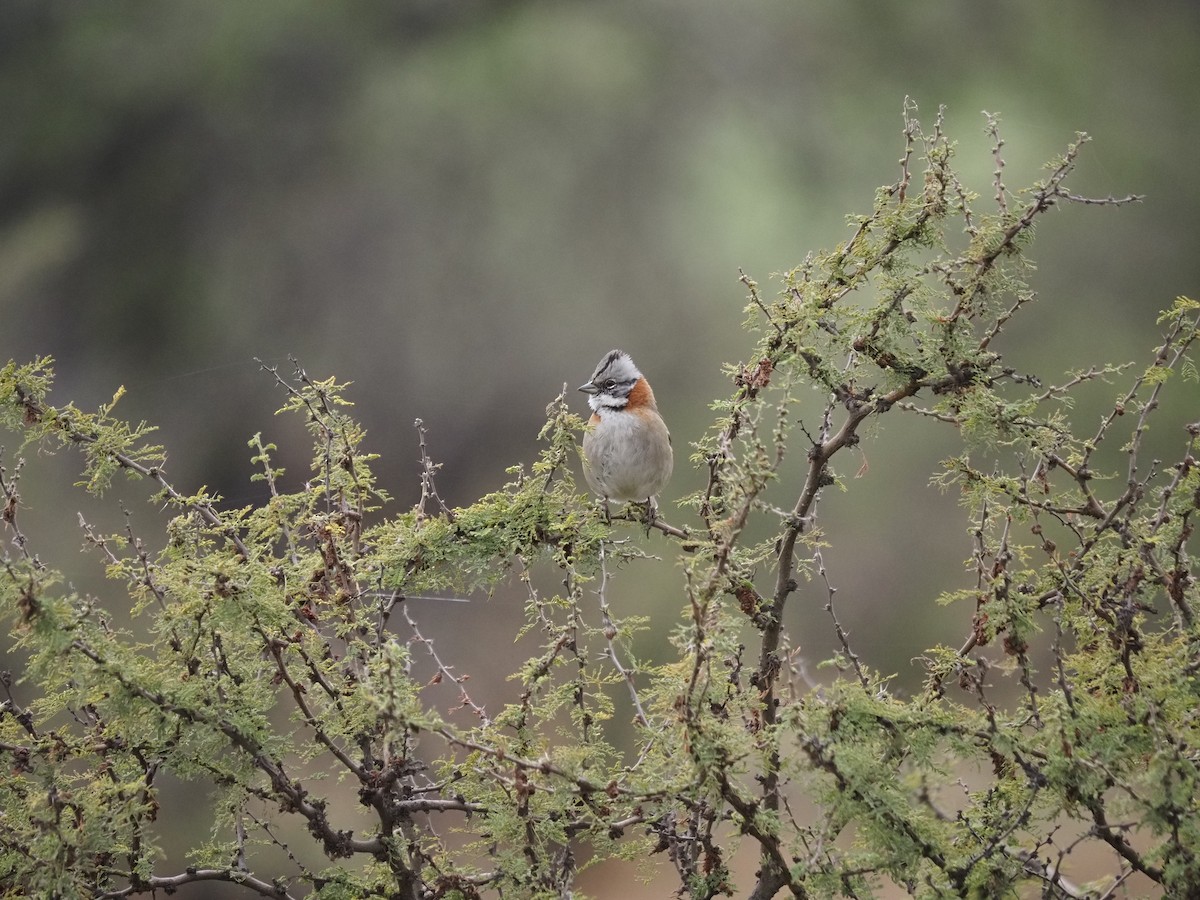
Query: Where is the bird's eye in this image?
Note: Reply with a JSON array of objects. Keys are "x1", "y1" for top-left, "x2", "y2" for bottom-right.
[{"x1": 603, "y1": 379, "x2": 617, "y2": 390}]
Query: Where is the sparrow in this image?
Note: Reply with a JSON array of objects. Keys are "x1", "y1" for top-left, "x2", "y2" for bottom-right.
[{"x1": 579, "y1": 349, "x2": 673, "y2": 518}]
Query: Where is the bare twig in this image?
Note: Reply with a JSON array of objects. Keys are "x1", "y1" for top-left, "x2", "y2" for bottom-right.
[
  {"x1": 596, "y1": 542, "x2": 650, "y2": 727},
  {"x1": 414, "y1": 418, "x2": 454, "y2": 522}
]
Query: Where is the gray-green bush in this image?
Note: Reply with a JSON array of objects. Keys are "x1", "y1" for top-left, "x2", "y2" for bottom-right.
[{"x1": 2, "y1": 106, "x2": 1197, "y2": 899}]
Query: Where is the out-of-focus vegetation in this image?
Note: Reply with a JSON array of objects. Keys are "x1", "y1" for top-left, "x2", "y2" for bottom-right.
[{"x1": 3, "y1": 3, "x2": 1197, "y2": 487}]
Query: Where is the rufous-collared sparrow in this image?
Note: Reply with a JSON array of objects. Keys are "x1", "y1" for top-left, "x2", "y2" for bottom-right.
[{"x1": 579, "y1": 349, "x2": 673, "y2": 518}]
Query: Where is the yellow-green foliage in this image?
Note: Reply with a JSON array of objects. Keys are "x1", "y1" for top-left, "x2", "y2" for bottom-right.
[{"x1": 1, "y1": 108, "x2": 1197, "y2": 899}]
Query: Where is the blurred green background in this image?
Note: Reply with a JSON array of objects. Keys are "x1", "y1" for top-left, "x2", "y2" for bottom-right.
[{"x1": 2, "y1": 2, "x2": 1198, "y2": 896}]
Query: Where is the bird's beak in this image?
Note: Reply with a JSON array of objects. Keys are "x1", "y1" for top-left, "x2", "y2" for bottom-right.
[{"x1": 578, "y1": 382, "x2": 598, "y2": 395}]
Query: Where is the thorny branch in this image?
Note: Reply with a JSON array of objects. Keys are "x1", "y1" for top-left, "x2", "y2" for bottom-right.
[
  {"x1": 12, "y1": 384, "x2": 252, "y2": 561},
  {"x1": 596, "y1": 542, "x2": 650, "y2": 727},
  {"x1": 414, "y1": 417, "x2": 454, "y2": 523}
]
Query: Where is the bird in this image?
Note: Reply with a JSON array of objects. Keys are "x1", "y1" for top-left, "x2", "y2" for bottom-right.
[{"x1": 578, "y1": 349, "x2": 673, "y2": 521}]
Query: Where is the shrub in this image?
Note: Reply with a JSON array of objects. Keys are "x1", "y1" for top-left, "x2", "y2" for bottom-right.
[{"x1": 2, "y1": 103, "x2": 1197, "y2": 899}]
